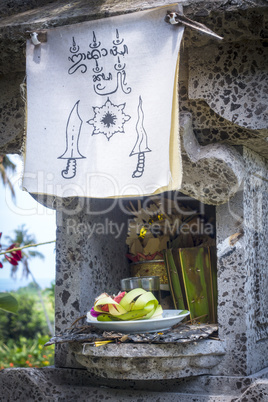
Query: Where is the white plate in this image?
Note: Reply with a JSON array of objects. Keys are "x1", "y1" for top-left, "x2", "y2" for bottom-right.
[{"x1": 86, "y1": 310, "x2": 190, "y2": 334}]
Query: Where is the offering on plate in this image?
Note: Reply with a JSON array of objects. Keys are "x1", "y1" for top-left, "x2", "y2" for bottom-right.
[{"x1": 88, "y1": 288, "x2": 163, "y2": 322}]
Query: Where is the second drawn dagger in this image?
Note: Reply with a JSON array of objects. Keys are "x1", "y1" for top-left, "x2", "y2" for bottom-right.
[{"x1": 130, "y1": 96, "x2": 151, "y2": 178}]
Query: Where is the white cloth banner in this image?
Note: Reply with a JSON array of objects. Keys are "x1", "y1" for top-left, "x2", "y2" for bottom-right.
[{"x1": 23, "y1": 7, "x2": 184, "y2": 198}]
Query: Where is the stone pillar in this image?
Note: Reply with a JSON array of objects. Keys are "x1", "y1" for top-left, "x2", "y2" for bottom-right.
[
  {"x1": 55, "y1": 197, "x2": 130, "y2": 368},
  {"x1": 216, "y1": 146, "x2": 268, "y2": 376},
  {"x1": 0, "y1": 73, "x2": 25, "y2": 154}
]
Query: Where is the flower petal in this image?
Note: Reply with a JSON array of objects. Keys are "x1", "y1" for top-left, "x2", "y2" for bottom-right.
[
  {"x1": 94, "y1": 294, "x2": 127, "y2": 316},
  {"x1": 5, "y1": 255, "x2": 18, "y2": 266},
  {"x1": 90, "y1": 308, "x2": 101, "y2": 317}
]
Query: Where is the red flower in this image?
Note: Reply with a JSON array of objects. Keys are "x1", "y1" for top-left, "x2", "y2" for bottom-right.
[
  {"x1": 0, "y1": 262, "x2": 3, "y2": 269},
  {"x1": 5, "y1": 243, "x2": 22, "y2": 266},
  {"x1": 13, "y1": 249, "x2": 22, "y2": 261},
  {"x1": 5, "y1": 255, "x2": 18, "y2": 266}
]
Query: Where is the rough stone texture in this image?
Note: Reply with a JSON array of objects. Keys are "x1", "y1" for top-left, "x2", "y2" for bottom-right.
[
  {"x1": 1, "y1": 366, "x2": 268, "y2": 401},
  {"x1": 216, "y1": 147, "x2": 268, "y2": 377},
  {"x1": 180, "y1": 113, "x2": 244, "y2": 205},
  {"x1": 52, "y1": 147, "x2": 268, "y2": 378},
  {"x1": 72, "y1": 340, "x2": 225, "y2": 380},
  {"x1": 237, "y1": 379, "x2": 268, "y2": 402},
  {"x1": 180, "y1": 38, "x2": 268, "y2": 160},
  {"x1": 55, "y1": 197, "x2": 131, "y2": 368},
  {"x1": 179, "y1": 42, "x2": 268, "y2": 159},
  {"x1": 188, "y1": 41, "x2": 268, "y2": 131},
  {"x1": 0, "y1": 72, "x2": 25, "y2": 154},
  {"x1": 0, "y1": 0, "x2": 267, "y2": 400},
  {"x1": 243, "y1": 147, "x2": 268, "y2": 374}
]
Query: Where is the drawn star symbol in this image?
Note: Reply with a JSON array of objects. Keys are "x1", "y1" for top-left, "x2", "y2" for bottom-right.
[{"x1": 87, "y1": 98, "x2": 131, "y2": 140}]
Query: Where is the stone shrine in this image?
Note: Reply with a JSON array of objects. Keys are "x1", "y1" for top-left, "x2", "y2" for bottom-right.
[{"x1": 0, "y1": 1, "x2": 268, "y2": 400}]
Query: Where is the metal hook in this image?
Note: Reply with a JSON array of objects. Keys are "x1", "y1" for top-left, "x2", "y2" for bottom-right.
[
  {"x1": 27, "y1": 30, "x2": 47, "y2": 45},
  {"x1": 30, "y1": 32, "x2": 41, "y2": 46},
  {"x1": 165, "y1": 11, "x2": 223, "y2": 40}
]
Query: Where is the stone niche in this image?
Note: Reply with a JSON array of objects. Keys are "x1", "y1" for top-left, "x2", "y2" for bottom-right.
[
  {"x1": 53, "y1": 145, "x2": 268, "y2": 383},
  {"x1": 54, "y1": 193, "x2": 222, "y2": 375},
  {"x1": 0, "y1": 0, "x2": 268, "y2": 400}
]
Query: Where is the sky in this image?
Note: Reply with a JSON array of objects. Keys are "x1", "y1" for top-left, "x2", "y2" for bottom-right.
[{"x1": 0, "y1": 154, "x2": 56, "y2": 288}]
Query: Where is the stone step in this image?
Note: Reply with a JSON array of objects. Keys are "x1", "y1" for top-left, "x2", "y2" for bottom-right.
[
  {"x1": 47, "y1": 388, "x2": 238, "y2": 402},
  {"x1": 236, "y1": 379, "x2": 268, "y2": 401},
  {"x1": 2, "y1": 367, "x2": 268, "y2": 401}
]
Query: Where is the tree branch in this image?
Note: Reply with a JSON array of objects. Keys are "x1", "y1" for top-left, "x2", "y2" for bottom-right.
[{"x1": 0, "y1": 240, "x2": 56, "y2": 256}]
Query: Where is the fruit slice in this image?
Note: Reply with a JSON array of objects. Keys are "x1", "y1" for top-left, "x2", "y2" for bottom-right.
[
  {"x1": 91, "y1": 288, "x2": 163, "y2": 322},
  {"x1": 119, "y1": 288, "x2": 147, "y2": 311},
  {"x1": 94, "y1": 293, "x2": 127, "y2": 316}
]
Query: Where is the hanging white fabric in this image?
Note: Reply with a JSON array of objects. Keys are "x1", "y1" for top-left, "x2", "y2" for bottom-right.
[{"x1": 23, "y1": 6, "x2": 184, "y2": 198}]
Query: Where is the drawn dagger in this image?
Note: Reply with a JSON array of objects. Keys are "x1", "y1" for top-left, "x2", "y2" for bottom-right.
[
  {"x1": 58, "y1": 101, "x2": 85, "y2": 179},
  {"x1": 130, "y1": 96, "x2": 151, "y2": 178}
]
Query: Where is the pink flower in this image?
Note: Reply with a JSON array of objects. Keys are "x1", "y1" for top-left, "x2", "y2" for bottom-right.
[{"x1": 90, "y1": 307, "x2": 101, "y2": 318}]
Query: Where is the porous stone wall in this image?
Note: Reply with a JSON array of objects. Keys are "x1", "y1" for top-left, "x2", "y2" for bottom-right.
[
  {"x1": 180, "y1": 113, "x2": 245, "y2": 204},
  {"x1": 55, "y1": 197, "x2": 130, "y2": 368},
  {"x1": 0, "y1": 1, "x2": 267, "y2": 204},
  {"x1": 0, "y1": 72, "x2": 25, "y2": 154},
  {"x1": 216, "y1": 147, "x2": 268, "y2": 376},
  {"x1": 50, "y1": 0, "x2": 268, "y2": 384},
  {"x1": 53, "y1": 146, "x2": 268, "y2": 379},
  {"x1": 0, "y1": 0, "x2": 268, "y2": 399}
]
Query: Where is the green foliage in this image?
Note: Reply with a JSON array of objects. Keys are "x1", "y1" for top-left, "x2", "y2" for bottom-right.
[
  {"x1": 5, "y1": 225, "x2": 44, "y2": 260},
  {"x1": 0, "y1": 291, "x2": 49, "y2": 342},
  {"x1": 0, "y1": 292, "x2": 18, "y2": 314},
  {"x1": 16, "y1": 281, "x2": 40, "y2": 295},
  {"x1": 0, "y1": 155, "x2": 16, "y2": 199},
  {"x1": 0, "y1": 334, "x2": 54, "y2": 369},
  {"x1": 0, "y1": 282, "x2": 55, "y2": 369}
]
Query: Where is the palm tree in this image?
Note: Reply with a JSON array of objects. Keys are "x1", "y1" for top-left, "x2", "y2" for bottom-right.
[
  {"x1": 0, "y1": 155, "x2": 16, "y2": 199},
  {"x1": 5, "y1": 225, "x2": 44, "y2": 279},
  {"x1": 5, "y1": 226, "x2": 54, "y2": 335}
]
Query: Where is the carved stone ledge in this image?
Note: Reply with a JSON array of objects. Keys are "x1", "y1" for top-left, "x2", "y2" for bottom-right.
[
  {"x1": 72, "y1": 340, "x2": 225, "y2": 380},
  {"x1": 180, "y1": 113, "x2": 245, "y2": 205}
]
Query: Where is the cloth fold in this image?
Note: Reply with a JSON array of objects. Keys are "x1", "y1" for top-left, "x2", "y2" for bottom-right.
[{"x1": 23, "y1": 7, "x2": 184, "y2": 198}]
